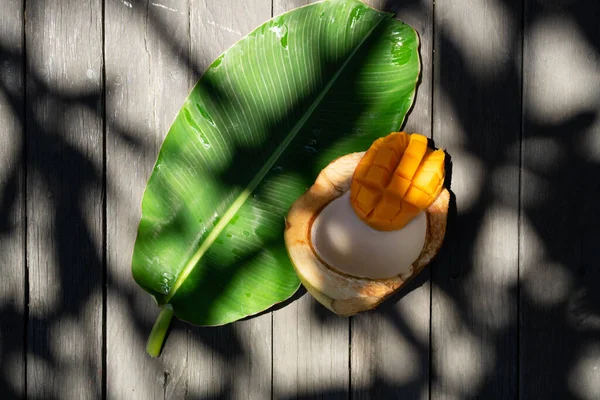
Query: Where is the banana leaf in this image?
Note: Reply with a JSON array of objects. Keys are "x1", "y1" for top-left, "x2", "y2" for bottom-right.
[{"x1": 133, "y1": 0, "x2": 420, "y2": 356}]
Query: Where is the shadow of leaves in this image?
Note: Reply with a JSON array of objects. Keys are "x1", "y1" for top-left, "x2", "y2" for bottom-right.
[{"x1": 0, "y1": 0, "x2": 599, "y2": 399}]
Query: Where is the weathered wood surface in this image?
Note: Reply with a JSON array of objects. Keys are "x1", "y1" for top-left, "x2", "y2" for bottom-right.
[
  {"x1": 432, "y1": 0, "x2": 521, "y2": 398},
  {"x1": 349, "y1": 1, "x2": 433, "y2": 399},
  {"x1": 270, "y1": 3, "x2": 350, "y2": 399},
  {"x1": 105, "y1": 1, "x2": 191, "y2": 398},
  {"x1": 0, "y1": 1, "x2": 25, "y2": 398},
  {"x1": 106, "y1": 1, "x2": 273, "y2": 399},
  {"x1": 25, "y1": 0, "x2": 104, "y2": 399},
  {"x1": 0, "y1": 0, "x2": 599, "y2": 399},
  {"x1": 187, "y1": 3, "x2": 274, "y2": 399},
  {"x1": 520, "y1": 1, "x2": 600, "y2": 399}
]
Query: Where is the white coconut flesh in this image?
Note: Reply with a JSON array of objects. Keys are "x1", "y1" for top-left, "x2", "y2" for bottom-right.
[{"x1": 310, "y1": 191, "x2": 427, "y2": 280}]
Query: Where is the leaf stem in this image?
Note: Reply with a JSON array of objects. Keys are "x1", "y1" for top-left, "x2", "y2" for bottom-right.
[{"x1": 146, "y1": 304, "x2": 174, "y2": 357}]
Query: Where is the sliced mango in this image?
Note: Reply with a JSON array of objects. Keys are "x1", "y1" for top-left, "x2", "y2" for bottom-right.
[{"x1": 350, "y1": 132, "x2": 445, "y2": 231}]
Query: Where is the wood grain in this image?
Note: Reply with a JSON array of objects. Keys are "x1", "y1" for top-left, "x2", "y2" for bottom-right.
[
  {"x1": 271, "y1": 2, "x2": 350, "y2": 399},
  {"x1": 0, "y1": 0, "x2": 25, "y2": 397},
  {"x1": 350, "y1": 1, "x2": 433, "y2": 399},
  {"x1": 1, "y1": 0, "x2": 596, "y2": 398},
  {"x1": 273, "y1": 0, "x2": 311, "y2": 17},
  {"x1": 105, "y1": 0, "x2": 191, "y2": 398},
  {"x1": 432, "y1": 0, "x2": 521, "y2": 398},
  {"x1": 185, "y1": 2, "x2": 274, "y2": 399},
  {"x1": 520, "y1": 1, "x2": 600, "y2": 398},
  {"x1": 25, "y1": 0, "x2": 104, "y2": 398}
]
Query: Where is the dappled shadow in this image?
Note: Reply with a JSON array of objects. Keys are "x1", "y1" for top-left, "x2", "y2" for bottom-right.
[
  {"x1": 429, "y1": 0, "x2": 599, "y2": 398},
  {"x1": 0, "y1": 0, "x2": 599, "y2": 399}
]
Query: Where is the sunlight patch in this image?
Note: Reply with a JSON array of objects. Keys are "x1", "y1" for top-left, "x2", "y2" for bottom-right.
[
  {"x1": 526, "y1": 16, "x2": 600, "y2": 123},
  {"x1": 398, "y1": 281, "x2": 432, "y2": 344},
  {"x1": 352, "y1": 312, "x2": 422, "y2": 387},
  {"x1": 51, "y1": 316, "x2": 87, "y2": 364},
  {"x1": 469, "y1": 204, "x2": 518, "y2": 328},
  {"x1": 433, "y1": 290, "x2": 492, "y2": 395},
  {"x1": 519, "y1": 216, "x2": 545, "y2": 266},
  {"x1": 441, "y1": 0, "x2": 513, "y2": 79},
  {"x1": 106, "y1": 294, "x2": 172, "y2": 399},
  {"x1": 449, "y1": 149, "x2": 485, "y2": 213},
  {"x1": 569, "y1": 343, "x2": 600, "y2": 400},
  {"x1": 28, "y1": 171, "x2": 61, "y2": 319},
  {"x1": 3, "y1": 354, "x2": 24, "y2": 395},
  {"x1": 27, "y1": 354, "x2": 54, "y2": 398}
]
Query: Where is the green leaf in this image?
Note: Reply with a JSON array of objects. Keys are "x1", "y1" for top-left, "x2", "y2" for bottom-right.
[{"x1": 132, "y1": 0, "x2": 420, "y2": 329}]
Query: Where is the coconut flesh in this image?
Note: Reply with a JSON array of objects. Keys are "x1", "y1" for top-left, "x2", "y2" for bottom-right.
[
  {"x1": 311, "y1": 192, "x2": 427, "y2": 280},
  {"x1": 284, "y1": 152, "x2": 449, "y2": 316}
]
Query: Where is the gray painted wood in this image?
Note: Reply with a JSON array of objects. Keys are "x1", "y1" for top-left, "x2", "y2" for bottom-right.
[
  {"x1": 271, "y1": 1, "x2": 350, "y2": 399},
  {"x1": 0, "y1": 1, "x2": 25, "y2": 397},
  {"x1": 520, "y1": 1, "x2": 600, "y2": 399},
  {"x1": 273, "y1": 0, "x2": 311, "y2": 17},
  {"x1": 25, "y1": 0, "x2": 104, "y2": 398},
  {"x1": 431, "y1": 0, "x2": 521, "y2": 398},
  {"x1": 273, "y1": 293, "x2": 350, "y2": 399},
  {"x1": 0, "y1": 0, "x2": 595, "y2": 398},
  {"x1": 186, "y1": 2, "x2": 273, "y2": 399},
  {"x1": 350, "y1": 1, "x2": 433, "y2": 399},
  {"x1": 106, "y1": 1, "x2": 273, "y2": 399},
  {"x1": 105, "y1": 0, "x2": 191, "y2": 398}
]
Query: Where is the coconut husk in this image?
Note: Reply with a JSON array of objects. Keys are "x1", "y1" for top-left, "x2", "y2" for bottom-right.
[{"x1": 284, "y1": 152, "x2": 449, "y2": 316}]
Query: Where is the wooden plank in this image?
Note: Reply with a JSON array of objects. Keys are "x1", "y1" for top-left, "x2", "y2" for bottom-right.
[
  {"x1": 0, "y1": 0, "x2": 25, "y2": 397},
  {"x1": 350, "y1": 1, "x2": 433, "y2": 399},
  {"x1": 431, "y1": 0, "x2": 521, "y2": 398},
  {"x1": 273, "y1": 297, "x2": 350, "y2": 400},
  {"x1": 25, "y1": 0, "x2": 104, "y2": 398},
  {"x1": 273, "y1": 0, "x2": 311, "y2": 17},
  {"x1": 185, "y1": 2, "x2": 273, "y2": 399},
  {"x1": 270, "y1": 2, "x2": 349, "y2": 399},
  {"x1": 520, "y1": 1, "x2": 600, "y2": 398},
  {"x1": 105, "y1": 0, "x2": 192, "y2": 398}
]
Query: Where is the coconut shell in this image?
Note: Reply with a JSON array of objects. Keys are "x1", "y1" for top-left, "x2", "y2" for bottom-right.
[{"x1": 284, "y1": 152, "x2": 449, "y2": 316}]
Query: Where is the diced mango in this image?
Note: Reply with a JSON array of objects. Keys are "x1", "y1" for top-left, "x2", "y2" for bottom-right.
[
  {"x1": 403, "y1": 186, "x2": 430, "y2": 206},
  {"x1": 364, "y1": 165, "x2": 390, "y2": 189},
  {"x1": 395, "y1": 134, "x2": 428, "y2": 182},
  {"x1": 372, "y1": 147, "x2": 399, "y2": 173},
  {"x1": 354, "y1": 185, "x2": 381, "y2": 215},
  {"x1": 390, "y1": 201, "x2": 421, "y2": 229},
  {"x1": 387, "y1": 174, "x2": 412, "y2": 198},
  {"x1": 371, "y1": 192, "x2": 401, "y2": 221},
  {"x1": 384, "y1": 131, "x2": 410, "y2": 158},
  {"x1": 350, "y1": 132, "x2": 445, "y2": 231}
]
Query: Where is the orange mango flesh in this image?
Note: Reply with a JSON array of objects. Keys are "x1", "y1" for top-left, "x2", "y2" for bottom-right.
[{"x1": 350, "y1": 132, "x2": 445, "y2": 231}]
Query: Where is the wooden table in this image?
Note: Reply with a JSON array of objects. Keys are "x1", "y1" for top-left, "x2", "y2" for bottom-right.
[{"x1": 1, "y1": 0, "x2": 599, "y2": 398}]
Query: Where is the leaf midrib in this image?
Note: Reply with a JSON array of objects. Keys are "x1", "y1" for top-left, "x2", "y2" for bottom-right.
[{"x1": 164, "y1": 11, "x2": 391, "y2": 304}]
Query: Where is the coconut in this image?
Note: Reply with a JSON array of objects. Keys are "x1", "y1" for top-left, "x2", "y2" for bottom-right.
[{"x1": 284, "y1": 152, "x2": 449, "y2": 316}]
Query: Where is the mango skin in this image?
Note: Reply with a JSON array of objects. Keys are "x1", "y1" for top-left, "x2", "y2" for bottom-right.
[{"x1": 350, "y1": 132, "x2": 445, "y2": 231}]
